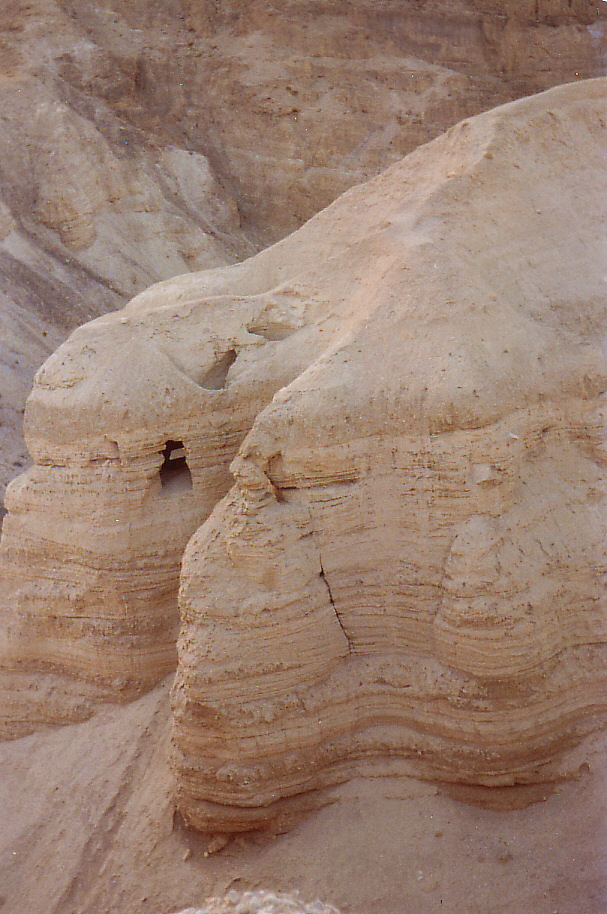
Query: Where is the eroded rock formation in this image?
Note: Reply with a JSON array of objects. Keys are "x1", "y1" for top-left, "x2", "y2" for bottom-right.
[
  {"x1": 1, "y1": 80, "x2": 606, "y2": 832},
  {"x1": 173, "y1": 893, "x2": 341, "y2": 914},
  {"x1": 0, "y1": 280, "x2": 322, "y2": 733},
  {"x1": 50, "y1": 0, "x2": 607, "y2": 244},
  {"x1": 1, "y1": 0, "x2": 606, "y2": 506},
  {"x1": 169, "y1": 79, "x2": 607, "y2": 830},
  {"x1": 0, "y1": 0, "x2": 253, "y2": 505}
]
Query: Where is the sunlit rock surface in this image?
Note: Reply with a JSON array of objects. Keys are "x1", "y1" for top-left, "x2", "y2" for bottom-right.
[
  {"x1": 1, "y1": 0, "x2": 606, "y2": 505},
  {"x1": 171, "y1": 79, "x2": 607, "y2": 830},
  {"x1": 1, "y1": 81, "x2": 606, "y2": 834}
]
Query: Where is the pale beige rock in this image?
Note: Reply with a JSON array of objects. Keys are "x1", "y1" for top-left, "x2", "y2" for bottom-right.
[
  {"x1": 66, "y1": 0, "x2": 605, "y2": 243},
  {"x1": 0, "y1": 272, "x2": 323, "y2": 734},
  {"x1": 170, "y1": 79, "x2": 607, "y2": 830},
  {"x1": 1, "y1": 0, "x2": 606, "y2": 509},
  {"x1": 1, "y1": 81, "x2": 606, "y2": 835},
  {"x1": 0, "y1": 0, "x2": 256, "y2": 509},
  {"x1": 173, "y1": 892, "x2": 341, "y2": 914}
]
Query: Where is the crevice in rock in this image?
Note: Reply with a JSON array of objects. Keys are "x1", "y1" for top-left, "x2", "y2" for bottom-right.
[
  {"x1": 199, "y1": 348, "x2": 237, "y2": 389},
  {"x1": 160, "y1": 439, "x2": 192, "y2": 493},
  {"x1": 302, "y1": 502, "x2": 352, "y2": 651},
  {"x1": 319, "y1": 555, "x2": 352, "y2": 652}
]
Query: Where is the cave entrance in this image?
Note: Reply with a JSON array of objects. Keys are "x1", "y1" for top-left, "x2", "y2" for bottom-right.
[{"x1": 160, "y1": 440, "x2": 193, "y2": 493}]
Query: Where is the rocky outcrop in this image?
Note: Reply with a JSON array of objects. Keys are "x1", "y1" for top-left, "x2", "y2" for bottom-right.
[
  {"x1": 2, "y1": 0, "x2": 606, "y2": 508},
  {"x1": 57, "y1": 0, "x2": 607, "y2": 243},
  {"x1": 0, "y1": 2, "x2": 253, "y2": 506},
  {"x1": 4, "y1": 0, "x2": 603, "y2": 287},
  {"x1": 1, "y1": 78, "x2": 606, "y2": 826},
  {"x1": 0, "y1": 280, "x2": 323, "y2": 734},
  {"x1": 169, "y1": 79, "x2": 607, "y2": 830},
  {"x1": 173, "y1": 893, "x2": 341, "y2": 914}
]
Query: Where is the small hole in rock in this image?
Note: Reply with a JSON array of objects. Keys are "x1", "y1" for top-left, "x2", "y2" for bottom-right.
[
  {"x1": 247, "y1": 321, "x2": 296, "y2": 342},
  {"x1": 160, "y1": 440, "x2": 192, "y2": 493},
  {"x1": 199, "y1": 349, "x2": 237, "y2": 390}
]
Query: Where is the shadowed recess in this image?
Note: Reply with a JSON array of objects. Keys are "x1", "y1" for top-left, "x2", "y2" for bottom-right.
[{"x1": 160, "y1": 440, "x2": 192, "y2": 492}]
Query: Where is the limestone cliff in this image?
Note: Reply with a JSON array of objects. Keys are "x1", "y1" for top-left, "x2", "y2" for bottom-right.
[
  {"x1": 0, "y1": 0, "x2": 253, "y2": 505},
  {"x1": 1, "y1": 0, "x2": 606, "y2": 507},
  {"x1": 54, "y1": 0, "x2": 607, "y2": 243},
  {"x1": 1, "y1": 80, "x2": 606, "y2": 833},
  {"x1": 167, "y1": 79, "x2": 607, "y2": 830}
]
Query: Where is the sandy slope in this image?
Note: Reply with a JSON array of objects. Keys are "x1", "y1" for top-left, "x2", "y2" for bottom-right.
[{"x1": 0, "y1": 678, "x2": 605, "y2": 914}]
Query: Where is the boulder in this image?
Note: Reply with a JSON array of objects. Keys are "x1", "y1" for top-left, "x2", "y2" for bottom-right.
[{"x1": 172, "y1": 892, "x2": 341, "y2": 914}]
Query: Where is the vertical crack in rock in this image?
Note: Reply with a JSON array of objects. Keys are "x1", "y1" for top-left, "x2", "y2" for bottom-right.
[
  {"x1": 299, "y1": 502, "x2": 352, "y2": 652},
  {"x1": 318, "y1": 554, "x2": 352, "y2": 653},
  {"x1": 272, "y1": 485, "x2": 352, "y2": 651}
]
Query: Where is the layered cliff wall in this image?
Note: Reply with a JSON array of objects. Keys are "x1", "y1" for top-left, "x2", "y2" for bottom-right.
[
  {"x1": 56, "y1": 0, "x2": 607, "y2": 242},
  {"x1": 170, "y1": 79, "x2": 607, "y2": 830},
  {"x1": 1, "y1": 0, "x2": 606, "y2": 506},
  {"x1": 1, "y1": 80, "x2": 606, "y2": 829}
]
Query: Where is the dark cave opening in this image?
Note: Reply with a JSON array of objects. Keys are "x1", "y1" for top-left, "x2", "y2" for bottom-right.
[{"x1": 160, "y1": 440, "x2": 193, "y2": 492}]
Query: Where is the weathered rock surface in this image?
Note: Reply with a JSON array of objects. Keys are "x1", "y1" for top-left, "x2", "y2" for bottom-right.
[
  {"x1": 1, "y1": 79, "x2": 606, "y2": 834},
  {"x1": 0, "y1": 0, "x2": 254, "y2": 507},
  {"x1": 5, "y1": 675, "x2": 604, "y2": 914},
  {"x1": 47, "y1": 0, "x2": 607, "y2": 245},
  {"x1": 173, "y1": 893, "x2": 341, "y2": 914},
  {"x1": 0, "y1": 241, "x2": 333, "y2": 733},
  {"x1": 1, "y1": 0, "x2": 606, "y2": 507},
  {"x1": 169, "y1": 78, "x2": 607, "y2": 830}
]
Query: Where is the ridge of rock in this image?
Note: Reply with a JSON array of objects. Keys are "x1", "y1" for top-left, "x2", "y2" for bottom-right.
[
  {"x1": 0, "y1": 80, "x2": 606, "y2": 834},
  {"x1": 2, "y1": 0, "x2": 607, "y2": 506}
]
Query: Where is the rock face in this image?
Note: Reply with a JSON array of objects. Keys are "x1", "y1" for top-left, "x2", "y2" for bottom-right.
[
  {"x1": 1, "y1": 79, "x2": 607, "y2": 831},
  {"x1": 49, "y1": 0, "x2": 607, "y2": 245},
  {"x1": 0, "y1": 281, "x2": 319, "y2": 732},
  {"x1": 169, "y1": 79, "x2": 607, "y2": 830},
  {"x1": 1, "y1": 0, "x2": 606, "y2": 507},
  {"x1": 0, "y1": 2, "x2": 253, "y2": 506}
]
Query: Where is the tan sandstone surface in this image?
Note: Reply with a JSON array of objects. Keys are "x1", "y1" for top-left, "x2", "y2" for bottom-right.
[
  {"x1": 1, "y1": 74, "x2": 606, "y2": 858},
  {"x1": 1, "y1": 5, "x2": 607, "y2": 902},
  {"x1": 1, "y1": 0, "x2": 607, "y2": 507},
  {"x1": 170, "y1": 78, "x2": 607, "y2": 830}
]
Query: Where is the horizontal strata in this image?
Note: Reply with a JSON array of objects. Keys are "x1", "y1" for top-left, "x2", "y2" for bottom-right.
[
  {"x1": 171, "y1": 402, "x2": 607, "y2": 830},
  {"x1": 0, "y1": 80, "x2": 606, "y2": 832},
  {"x1": 171, "y1": 80, "x2": 607, "y2": 830},
  {"x1": 0, "y1": 290, "x2": 324, "y2": 734}
]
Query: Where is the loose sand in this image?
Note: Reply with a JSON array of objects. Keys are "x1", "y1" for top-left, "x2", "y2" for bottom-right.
[{"x1": 0, "y1": 679, "x2": 605, "y2": 913}]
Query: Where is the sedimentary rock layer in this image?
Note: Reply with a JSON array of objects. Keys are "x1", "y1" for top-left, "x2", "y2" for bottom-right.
[
  {"x1": 54, "y1": 0, "x2": 607, "y2": 243},
  {"x1": 1, "y1": 81, "x2": 606, "y2": 831},
  {"x1": 2, "y1": 0, "x2": 606, "y2": 505},
  {"x1": 170, "y1": 79, "x2": 607, "y2": 830},
  {"x1": 0, "y1": 281, "x2": 325, "y2": 734}
]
